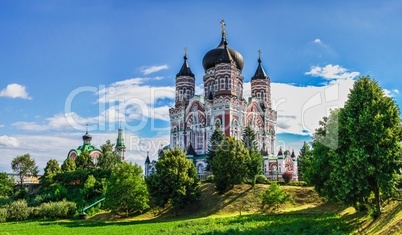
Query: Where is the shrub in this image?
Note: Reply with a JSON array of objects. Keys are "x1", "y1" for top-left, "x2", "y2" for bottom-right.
[
  {"x1": 0, "y1": 208, "x2": 7, "y2": 222},
  {"x1": 205, "y1": 175, "x2": 215, "y2": 183},
  {"x1": 255, "y1": 174, "x2": 268, "y2": 184},
  {"x1": 282, "y1": 172, "x2": 293, "y2": 184},
  {"x1": 260, "y1": 182, "x2": 290, "y2": 211},
  {"x1": 39, "y1": 200, "x2": 76, "y2": 219},
  {"x1": 8, "y1": 200, "x2": 30, "y2": 222},
  {"x1": 288, "y1": 181, "x2": 308, "y2": 187}
]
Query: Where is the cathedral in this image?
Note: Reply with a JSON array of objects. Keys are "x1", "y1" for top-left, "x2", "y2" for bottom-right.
[{"x1": 145, "y1": 21, "x2": 298, "y2": 181}]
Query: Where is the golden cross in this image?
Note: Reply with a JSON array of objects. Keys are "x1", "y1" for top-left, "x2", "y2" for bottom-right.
[
  {"x1": 184, "y1": 47, "x2": 188, "y2": 55},
  {"x1": 220, "y1": 19, "x2": 226, "y2": 34},
  {"x1": 258, "y1": 50, "x2": 262, "y2": 58}
]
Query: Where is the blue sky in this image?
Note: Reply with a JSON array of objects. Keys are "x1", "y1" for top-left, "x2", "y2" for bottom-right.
[{"x1": 0, "y1": 0, "x2": 401, "y2": 173}]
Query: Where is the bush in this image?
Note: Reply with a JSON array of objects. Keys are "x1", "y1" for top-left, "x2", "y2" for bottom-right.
[
  {"x1": 282, "y1": 172, "x2": 293, "y2": 184},
  {"x1": 260, "y1": 182, "x2": 290, "y2": 211},
  {"x1": 205, "y1": 175, "x2": 215, "y2": 183},
  {"x1": 288, "y1": 181, "x2": 308, "y2": 187},
  {"x1": 255, "y1": 175, "x2": 268, "y2": 184},
  {"x1": 0, "y1": 208, "x2": 7, "y2": 222},
  {"x1": 8, "y1": 200, "x2": 30, "y2": 222},
  {"x1": 38, "y1": 200, "x2": 76, "y2": 219}
]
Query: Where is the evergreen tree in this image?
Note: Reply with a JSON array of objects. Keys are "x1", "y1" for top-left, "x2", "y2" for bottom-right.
[
  {"x1": 40, "y1": 159, "x2": 61, "y2": 187},
  {"x1": 98, "y1": 140, "x2": 122, "y2": 170},
  {"x1": 75, "y1": 151, "x2": 94, "y2": 169},
  {"x1": 211, "y1": 137, "x2": 251, "y2": 194},
  {"x1": 298, "y1": 142, "x2": 312, "y2": 182},
  {"x1": 61, "y1": 157, "x2": 76, "y2": 172},
  {"x1": 242, "y1": 125, "x2": 258, "y2": 153},
  {"x1": 242, "y1": 126, "x2": 263, "y2": 187},
  {"x1": 206, "y1": 128, "x2": 225, "y2": 171},
  {"x1": 146, "y1": 148, "x2": 200, "y2": 215},
  {"x1": 11, "y1": 153, "x2": 39, "y2": 188}
]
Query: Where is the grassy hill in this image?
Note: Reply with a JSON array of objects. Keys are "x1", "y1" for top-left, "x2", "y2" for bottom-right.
[{"x1": 1, "y1": 183, "x2": 401, "y2": 234}]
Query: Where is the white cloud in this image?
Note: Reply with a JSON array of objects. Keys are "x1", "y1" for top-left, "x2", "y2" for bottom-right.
[
  {"x1": 0, "y1": 124, "x2": 4, "y2": 128},
  {"x1": 244, "y1": 76, "x2": 355, "y2": 136},
  {"x1": 140, "y1": 65, "x2": 169, "y2": 75},
  {"x1": 0, "y1": 83, "x2": 32, "y2": 100},
  {"x1": 313, "y1": 38, "x2": 322, "y2": 44},
  {"x1": 0, "y1": 131, "x2": 169, "y2": 174},
  {"x1": 383, "y1": 88, "x2": 400, "y2": 97},
  {"x1": 0, "y1": 135, "x2": 20, "y2": 147},
  {"x1": 305, "y1": 64, "x2": 360, "y2": 80}
]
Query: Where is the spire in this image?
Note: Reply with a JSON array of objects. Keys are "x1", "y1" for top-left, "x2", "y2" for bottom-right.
[
  {"x1": 145, "y1": 151, "x2": 150, "y2": 164},
  {"x1": 115, "y1": 124, "x2": 126, "y2": 160},
  {"x1": 251, "y1": 50, "x2": 269, "y2": 80},
  {"x1": 291, "y1": 149, "x2": 296, "y2": 158},
  {"x1": 176, "y1": 48, "x2": 194, "y2": 77},
  {"x1": 82, "y1": 124, "x2": 92, "y2": 145}
]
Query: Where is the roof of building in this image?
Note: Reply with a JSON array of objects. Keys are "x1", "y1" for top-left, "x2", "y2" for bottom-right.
[
  {"x1": 176, "y1": 54, "x2": 194, "y2": 77},
  {"x1": 202, "y1": 34, "x2": 244, "y2": 71},
  {"x1": 186, "y1": 143, "x2": 197, "y2": 156},
  {"x1": 251, "y1": 56, "x2": 269, "y2": 81}
]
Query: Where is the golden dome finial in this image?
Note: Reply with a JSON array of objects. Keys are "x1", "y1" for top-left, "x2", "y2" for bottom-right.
[{"x1": 220, "y1": 19, "x2": 226, "y2": 35}]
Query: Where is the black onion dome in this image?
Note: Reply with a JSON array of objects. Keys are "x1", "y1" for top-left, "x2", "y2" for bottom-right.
[
  {"x1": 176, "y1": 54, "x2": 194, "y2": 77},
  {"x1": 82, "y1": 131, "x2": 92, "y2": 140},
  {"x1": 202, "y1": 36, "x2": 244, "y2": 71}
]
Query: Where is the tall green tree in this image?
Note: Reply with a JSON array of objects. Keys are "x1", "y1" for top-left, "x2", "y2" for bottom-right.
[
  {"x1": 242, "y1": 125, "x2": 258, "y2": 153},
  {"x1": 206, "y1": 128, "x2": 225, "y2": 171},
  {"x1": 147, "y1": 148, "x2": 200, "y2": 214},
  {"x1": 0, "y1": 172, "x2": 15, "y2": 197},
  {"x1": 211, "y1": 137, "x2": 251, "y2": 194},
  {"x1": 11, "y1": 154, "x2": 39, "y2": 188},
  {"x1": 298, "y1": 142, "x2": 312, "y2": 182},
  {"x1": 98, "y1": 140, "x2": 121, "y2": 170},
  {"x1": 105, "y1": 162, "x2": 149, "y2": 217},
  {"x1": 40, "y1": 159, "x2": 61, "y2": 187},
  {"x1": 337, "y1": 77, "x2": 401, "y2": 217},
  {"x1": 61, "y1": 157, "x2": 76, "y2": 172},
  {"x1": 307, "y1": 77, "x2": 402, "y2": 218},
  {"x1": 242, "y1": 126, "x2": 263, "y2": 187},
  {"x1": 75, "y1": 151, "x2": 94, "y2": 169}
]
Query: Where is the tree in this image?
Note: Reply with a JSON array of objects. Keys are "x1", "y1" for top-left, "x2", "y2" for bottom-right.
[
  {"x1": 307, "y1": 77, "x2": 402, "y2": 218},
  {"x1": 206, "y1": 128, "x2": 225, "y2": 171},
  {"x1": 242, "y1": 126, "x2": 263, "y2": 187},
  {"x1": 75, "y1": 151, "x2": 94, "y2": 169},
  {"x1": 40, "y1": 159, "x2": 61, "y2": 187},
  {"x1": 61, "y1": 157, "x2": 76, "y2": 172},
  {"x1": 0, "y1": 172, "x2": 15, "y2": 197},
  {"x1": 260, "y1": 182, "x2": 290, "y2": 211},
  {"x1": 242, "y1": 125, "x2": 258, "y2": 153},
  {"x1": 248, "y1": 151, "x2": 264, "y2": 187},
  {"x1": 147, "y1": 148, "x2": 200, "y2": 214},
  {"x1": 298, "y1": 142, "x2": 312, "y2": 182},
  {"x1": 211, "y1": 137, "x2": 251, "y2": 194},
  {"x1": 11, "y1": 154, "x2": 39, "y2": 188},
  {"x1": 98, "y1": 140, "x2": 121, "y2": 170},
  {"x1": 105, "y1": 162, "x2": 149, "y2": 217}
]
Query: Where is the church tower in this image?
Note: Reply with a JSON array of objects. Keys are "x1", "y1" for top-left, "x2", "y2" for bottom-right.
[
  {"x1": 201, "y1": 19, "x2": 246, "y2": 139},
  {"x1": 251, "y1": 51, "x2": 271, "y2": 109},
  {"x1": 115, "y1": 125, "x2": 126, "y2": 161}
]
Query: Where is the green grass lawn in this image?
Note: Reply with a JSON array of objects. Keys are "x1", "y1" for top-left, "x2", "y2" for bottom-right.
[
  {"x1": 0, "y1": 213, "x2": 352, "y2": 235},
  {"x1": 1, "y1": 184, "x2": 400, "y2": 234}
]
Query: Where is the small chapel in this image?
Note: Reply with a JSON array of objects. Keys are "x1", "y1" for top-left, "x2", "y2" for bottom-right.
[{"x1": 145, "y1": 21, "x2": 298, "y2": 181}]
